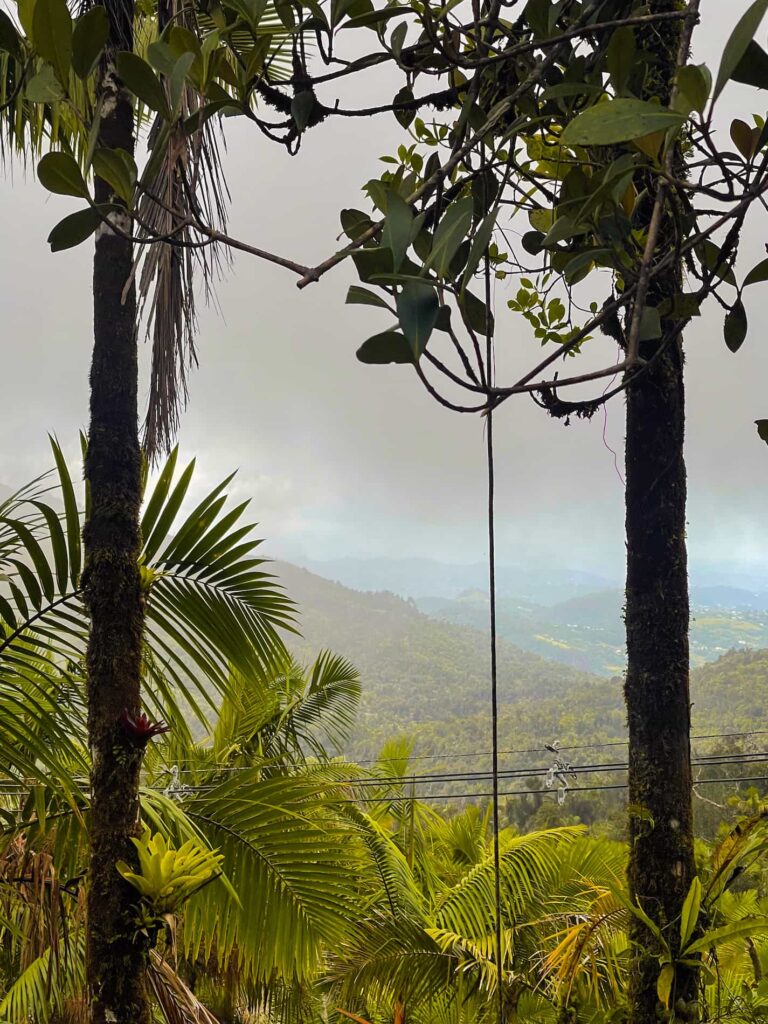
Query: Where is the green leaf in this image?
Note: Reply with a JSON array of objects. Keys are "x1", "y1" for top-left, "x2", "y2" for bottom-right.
[
  {"x1": 331, "y1": 0, "x2": 361, "y2": 26},
  {"x1": 724, "y1": 299, "x2": 748, "y2": 352},
  {"x1": 731, "y1": 40, "x2": 768, "y2": 90},
  {"x1": 340, "y1": 208, "x2": 373, "y2": 242},
  {"x1": 356, "y1": 330, "x2": 413, "y2": 364},
  {"x1": 0, "y1": 10, "x2": 21, "y2": 57},
  {"x1": 460, "y1": 289, "x2": 493, "y2": 336},
  {"x1": 696, "y1": 239, "x2": 737, "y2": 286},
  {"x1": 657, "y1": 963, "x2": 674, "y2": 1010},
  {"x1": 393, "y1": 85, "x2": 415, "y2": 129},
  {"x1": 382, "y1": 193, "x2": 413, "y2": 272},
  {"x1": 117, "y1": 52, "x2": 171, "y2": 118},
  {"x1": 222, "y1": 0, "x2": 268, "y2": 28},
  {"x1": 72, "y1": 5, "x2": 109, "y2": 79},
  {"x1": 560, "y1": 98, "x2": 685, "y2": 147},
  {"x1": 352, "y1": 247, "x2": 394, "y2": 284},
  {"x1": 715, "y1": 0, "x2": 768, "y2": 99},
  {"x1": 33, "y1": 0, "x2": 72, "y2": 86},
  {"x1": 37, "y1": 152, "x2": 89, "y2": 199},
  {"x1": 685, "y1": 918, "x2": 768, "y2": 954},
  {"x1": 744, "y1": 257, "x2": 768, "y2": 286},
  {"x1": 92, "y1": 148, "x2": 137, "y2": 204},
  {"x1": 680, "y1": 876, "x2": 701, "y2": 949},
  {"x1": 428, "y1": 197, "x2": 473, "y2": 278},
  {"x1": 756, "y1": 419, "x2": 768, "y2": 444},
  {"x1": 676, "y1": 64, "x2": 711, "y2": 115},
  {"x1": 563, "y1": 249, "x2": 600, "y2": 285},
  {"x1": 291, "y1": 90, "x2": 315, "y2": 131},
  {"x1": 147, "y1": 40, "x2": 178, "y2": 77},
  {"x1": 170, "y1": 52, "x2": 195, "y2": 117},
  {"x1": 542, "y1": 216, "x2": 583, "y2": 248},
  {"x1": 522, "y1": 230, "x2": 544, "y2": 255},
  {"x1": 390, "y1": 20, "x2": 407, "y2": 58},
  {"x1": 183, "y1": 100, "x2": 236, "y2": 134},
  {"x1": 25, "y1": 65, "x2": 65, "y2": 103},
  {"x1": 346, "y1": 285, "x2": 392, "y2": 310},
  {"x1": 731, "y1": 117, "x2": 759, "y2": 158},
  {"x1": 528, "y1": 208, "x2": 554, "y2": 232},
  {"x1": 435, "y1": 304, "x2": 452, "y2": 332},
  {"x1": 658, "y1": 292, "x2": 701, "y2": 319},
  {"x1": 16, "y1": 0, "x2": 35, "y2": 36},
  {"x1": 49, "y1": 437, "x2": 81, "y2": 586},
  {"x1": 606, "y1": 27, "x2": 635, "y2": 94},
  {"x1": 47, "y1": 206, "x2": 105, "y2": 251},
  {"x1": 638, "y1": 306, "x2": 661, "y2": 341},
  {"x1": 396, "y1": 282, "x2": 439, "y2": 359},
  {"x1": 341, "y1": 6, "x2": 407, "y2": 30},
  {"x1": 524, "y1": 0, "x2": 549, "y2": 38}
]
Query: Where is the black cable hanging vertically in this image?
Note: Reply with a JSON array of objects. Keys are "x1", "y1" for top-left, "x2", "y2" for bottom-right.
[{"x1": 483, "y1": 144, "x2": 505, "y2": 1024}]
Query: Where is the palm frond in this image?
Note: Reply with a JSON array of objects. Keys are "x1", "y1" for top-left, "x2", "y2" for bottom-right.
[
  {"x1": 0, "y1": 439, "x2": 293, "y2": 790},
  {"x1": 433, "y1": 827, "x2": 584, "y2": 941},
  {"x1": 176, "y1": 767, "x2": 368, "y2": 982},
  {"x1": 327, "y1": 912, "x2": 455, "y2": 1010}
]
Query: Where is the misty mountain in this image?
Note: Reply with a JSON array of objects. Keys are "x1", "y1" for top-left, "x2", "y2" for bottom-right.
[
  {"x1": 296, "y1": 555, "x2": 616, "y2": 603},
  {"x1": 272, "y1": 560, "x2": 600, "y2": 742},
  {"x1": 272, "y1": 561, "x2": 768, "y2": 764}
]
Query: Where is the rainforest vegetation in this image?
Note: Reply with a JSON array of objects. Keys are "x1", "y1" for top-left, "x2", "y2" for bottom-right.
[{"x1": 4, "y1": 0, "x2": 768, "y2": 1022}]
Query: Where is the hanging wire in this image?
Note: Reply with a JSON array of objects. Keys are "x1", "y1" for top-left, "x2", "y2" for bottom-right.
[
  {"x1": 482, "y1": 142, "x2": 505, "y2": 1024},
  {"x1": 161, "y1": 729, "x2": 768, "y2": 770}
]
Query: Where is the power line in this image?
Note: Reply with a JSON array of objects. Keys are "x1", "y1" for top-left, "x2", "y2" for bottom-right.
[
  {"x1": 137, "y1": 751, "x2": 768, "y2": 798},
  {"x1": 4, "y1": 748, "x2": 763, "y2": 799},
  {"x1": 147, "y1": 750, "x2": 768, "y2": 793},
  {"x1": 0, "y1": 765, "x2": 765, "y2": 806},
  {"x1": 162, "y1": 728, "x2": 768, "y2": 772},
  {"x1": 339, "y1": 773, "x2": 768, "y2": 806}
]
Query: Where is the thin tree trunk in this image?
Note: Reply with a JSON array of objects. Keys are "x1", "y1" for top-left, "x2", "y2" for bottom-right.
[
  {"x1": 624, "y1": 4, "x2": 697, "y2": 1020},
  {"x1": 82, "y1": 0, "x2": 150, "y2": 1020}
]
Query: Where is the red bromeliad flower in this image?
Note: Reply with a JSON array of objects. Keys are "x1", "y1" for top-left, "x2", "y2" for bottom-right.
[{"x1": 119, "y1": 709, "x2": 170, "y2": 741}]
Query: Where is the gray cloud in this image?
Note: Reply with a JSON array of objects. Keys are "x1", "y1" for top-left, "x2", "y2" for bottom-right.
[{"x1": 1, "y1": 2, "x2": 767, "y2": 581}]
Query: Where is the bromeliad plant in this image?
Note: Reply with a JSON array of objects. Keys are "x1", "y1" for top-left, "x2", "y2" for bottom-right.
[{"x1": 116, "y1": 828, "x2": 224, "y2": 930}]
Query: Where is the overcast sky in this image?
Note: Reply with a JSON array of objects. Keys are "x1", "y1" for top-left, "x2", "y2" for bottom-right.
[{"x1": 1, "y1": 2, "x2": 767, "y2": 581}]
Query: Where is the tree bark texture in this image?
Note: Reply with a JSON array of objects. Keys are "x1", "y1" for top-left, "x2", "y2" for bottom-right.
[
  {"x1": 82, "y1": 1, "x2": 151, "y2": 1021},
  {"x1": 624, "y1": 3, "x2": 697, "y2": 1021}
]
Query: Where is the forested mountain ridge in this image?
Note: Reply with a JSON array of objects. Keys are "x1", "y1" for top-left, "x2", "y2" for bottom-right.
[
  {"x1": 273, "y1": 560, "x2": 599, "y2": 737},
  {"x1": 273, "y1": 561, "x2": 768, "y2": 761},
  {"x1": 418, "y1": 588, "x2": 768, "y2": 674}
]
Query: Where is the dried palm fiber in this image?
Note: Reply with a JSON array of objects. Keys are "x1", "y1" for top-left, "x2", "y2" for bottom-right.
[{"x1": 134, "y1": 0, "x2": 230, "y2": 458}]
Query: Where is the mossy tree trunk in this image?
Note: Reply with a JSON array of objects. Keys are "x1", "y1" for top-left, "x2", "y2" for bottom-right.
[
  {"x1": 624, "y1": 3, "x2": 697, "y2": 1021},
  {"x1": 82, "y1": 1, "x2": 151, "y2": 1021}
]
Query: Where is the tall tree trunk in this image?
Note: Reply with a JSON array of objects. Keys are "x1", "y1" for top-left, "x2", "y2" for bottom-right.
[
  {"x1": 624, "y1": 4, "x2": 696, "y2": 1020},
  {"x1": 82, "y1": 1, "x2": 151, "y2": 1021}
]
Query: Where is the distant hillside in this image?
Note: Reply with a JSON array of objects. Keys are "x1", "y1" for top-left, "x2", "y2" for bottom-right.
[
  {"x1": 406, "y1": 648, "x2": 768, "y2": 756},
  {"x1": 272, "y1": 561, "x2": 601, "y2": 750},
  {"x1": 417, "y1": 589, "x2": 768, "y2": 675},
  {"x1": 272, "y1": 562, "x2": 768, "y2": 766},
  {"x1": 298, "y1": 556, "x2": 615, "y2": 603}
]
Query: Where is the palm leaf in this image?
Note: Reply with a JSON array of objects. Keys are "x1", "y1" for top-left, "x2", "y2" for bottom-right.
[
  {"x1": 0, "y1": 439, "x2": 293, "y2": 791},
  {"x1": 433, "y1": 827, "x2": 584, "y2": 941},
  {"x1": 177, "y1": 767, "x2": 367, "y2": 981}
]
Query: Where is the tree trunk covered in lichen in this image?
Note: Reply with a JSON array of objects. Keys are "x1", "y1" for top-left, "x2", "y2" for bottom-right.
[
  {"x1": 624, "y1": 3, "x2": 697, "y2": 1021},
  {"x1": 82, "y1": 1, "x2": 151, "y2": 1021}
]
